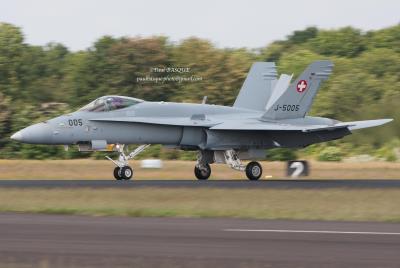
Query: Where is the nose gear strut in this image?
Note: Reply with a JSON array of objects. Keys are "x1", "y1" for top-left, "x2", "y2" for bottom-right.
[{"x1": 106, "y1": 144, "x2": 150, "y2": 180}]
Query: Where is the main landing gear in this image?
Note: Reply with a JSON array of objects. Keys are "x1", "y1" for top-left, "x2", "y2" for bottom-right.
[
  {"x1": 194, "y1": 163, "x2": 211, "y2": 180},
  {"x1": 106, "y1": 144, "x2": 150, "y2": 180},
  {"x1": 245, "y1": 161, "x2": 263, "y2": 181},
  {"x1": 194, "y1": 150, "x2": 263, "y2": 181}
]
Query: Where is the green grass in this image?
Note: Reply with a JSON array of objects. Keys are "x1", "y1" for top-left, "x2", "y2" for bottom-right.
[{"x1": 1, "y1": 188, "x2": 400, "y2": 222}]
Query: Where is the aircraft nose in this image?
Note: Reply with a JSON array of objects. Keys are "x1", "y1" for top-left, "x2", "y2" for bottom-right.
[
  {"x1": 10, "y1": 123, "x2": 53, "y2": 144},
  {"x1": 10, "y1": 131, "x2": 23, "y2": 141}
]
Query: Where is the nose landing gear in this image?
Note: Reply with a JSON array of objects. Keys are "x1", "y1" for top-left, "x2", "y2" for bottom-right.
[
  {"x1": 107, "y1": 144, "x2": 150, "y2": 180},
  {"x1": 113, "y1": 166, "x2": 133, "y2": 180}
]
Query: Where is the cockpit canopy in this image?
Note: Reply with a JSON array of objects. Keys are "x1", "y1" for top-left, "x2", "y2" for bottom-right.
[{"x1": 78, "y1": 96, "x2": 143, "y2": 112}]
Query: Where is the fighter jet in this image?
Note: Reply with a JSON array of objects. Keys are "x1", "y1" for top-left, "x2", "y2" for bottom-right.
[{"x1": 11, "y1": 61, "x2": 392, "y2": 180}]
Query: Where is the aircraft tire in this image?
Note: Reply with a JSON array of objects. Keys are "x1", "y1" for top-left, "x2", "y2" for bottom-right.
[
  {"x1": 245, "y1": 161, "x2": 262, "y2": 181},
  {"x1": 194, "y1": 164, "x2": 211, "y2": 180},
  {"x1": 121, "y1": 166, "x2": 133, "y2": 180},
  {"x1": 113, "y1": 167, "x2": 123, "y2": 180}
]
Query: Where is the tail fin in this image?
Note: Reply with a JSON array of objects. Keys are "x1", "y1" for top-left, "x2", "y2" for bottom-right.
[
  {"x1": 233, "y1": 62, "x2": 277, "y2": 111},
  {"x1": 265, "y1": 74, "x2": 293, "y2": 111},
  {"x1": 263, "y1": 60, "x2": 333, "y2": 120}
]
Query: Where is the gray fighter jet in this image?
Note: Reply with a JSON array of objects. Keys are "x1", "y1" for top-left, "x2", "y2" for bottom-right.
[{"x1": 11, "y1": 61, "x2": 392, "y2": 180}]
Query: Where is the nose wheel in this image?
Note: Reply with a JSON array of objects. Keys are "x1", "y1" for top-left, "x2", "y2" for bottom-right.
[
  {"x1": 113, "y1": 166, "x2": 133, "y2": 180},
  {"x1": 113, "y1": 167, "x2": 123, "y2": 180}
]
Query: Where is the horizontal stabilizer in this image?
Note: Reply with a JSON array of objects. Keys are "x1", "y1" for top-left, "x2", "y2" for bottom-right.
[
  {"x1": 342, "y1": 119, "x2": 393, "y2": 131},
  {"x1": 302, "y1": 119, "x2": 393, "y2": 132}
]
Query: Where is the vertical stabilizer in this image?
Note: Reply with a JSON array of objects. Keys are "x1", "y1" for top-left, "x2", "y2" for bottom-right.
[
  {"x1": 265, "y1": 74, "x2": 293, "y2": 111},
  {"x1": 262, "y1": 60, "x2": 333, "y2": 120},
  {"x1": 233, "y1": 62, "x2": 277, "y2": 111}
]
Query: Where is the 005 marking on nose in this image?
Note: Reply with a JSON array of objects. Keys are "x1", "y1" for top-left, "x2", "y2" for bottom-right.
[{"x1": 68, "y1": 119, "x2": 83, "y2": 127}]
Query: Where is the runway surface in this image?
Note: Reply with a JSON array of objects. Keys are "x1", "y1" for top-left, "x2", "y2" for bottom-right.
[
  {"x1": 0, "y1": 179, "x2": 400, "y2": 188},
  {"x1": 0, "y1": 213, "x2": 399, "y2": 267}
]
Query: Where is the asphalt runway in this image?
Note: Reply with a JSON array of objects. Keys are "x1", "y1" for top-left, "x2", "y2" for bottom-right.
[
  {"x1": 0, "y1": 213, "x2": 399, "y2": 267},
  {"x1": 0, "y1": 179, "x2": 400, "y2": 188}
]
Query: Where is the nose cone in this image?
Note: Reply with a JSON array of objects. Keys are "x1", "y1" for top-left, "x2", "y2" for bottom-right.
[
  {"x1": 10, "y1": 123, "x2": 53, "y2": 144},
  {"x1": 10, "y1": 131, "x2": 23, "y2": 141}
]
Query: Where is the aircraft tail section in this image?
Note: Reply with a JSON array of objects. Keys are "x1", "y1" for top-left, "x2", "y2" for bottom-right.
[
  {"x1": 265, "y1": 74, "x2": 293, "y2": 111},
  {"x1": 262, "y1": 60, "x2": 333, "y2": 120},
  {"x1": 233, "y1": 62, "x2": 277, "y2": 111}
]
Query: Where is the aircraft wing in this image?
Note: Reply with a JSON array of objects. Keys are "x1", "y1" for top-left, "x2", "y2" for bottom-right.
[
  {"x1": 91, "y1": 116, "x2": 392, "y2": 131},
  {"x1": 210, "y1": 119, "x2": 393, "y2": 132},
  {"x1": 89, "y1": 116, "x2": 221, "y2": 127},
  {"x1": 210, "y1": 120, "x2": 320, "y2": 131}
]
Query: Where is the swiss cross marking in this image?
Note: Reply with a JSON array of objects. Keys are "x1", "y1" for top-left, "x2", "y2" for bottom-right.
[{"x1": 296, "y1": 80, "x2": 308, "y2": 93}]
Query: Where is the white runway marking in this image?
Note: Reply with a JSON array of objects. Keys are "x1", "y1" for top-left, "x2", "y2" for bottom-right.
[{"x1": 223, "y1": 229, "x2": 400, "y2": 235}]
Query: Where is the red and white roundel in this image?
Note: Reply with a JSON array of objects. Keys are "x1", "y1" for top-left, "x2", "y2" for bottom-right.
[{"x1": 296, "y1": 80, "x2": 308, "y2": 93}]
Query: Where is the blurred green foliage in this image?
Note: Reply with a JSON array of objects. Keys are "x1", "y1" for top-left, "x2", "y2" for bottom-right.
[
  {"x1": 266, "y1": 148, "x2": 298, "y2": 161},
  {"x1": 317, "y1": 147, "x2": 343, "y2": 162},
  {"x1": 0, "y1": 22, "x2": 399, "y2": 161},
  {"x1": 375, "y1": 139, "x2": 400, "y2": 161}
]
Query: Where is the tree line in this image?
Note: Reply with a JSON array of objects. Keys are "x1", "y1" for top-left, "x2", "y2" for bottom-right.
[{"x1": 0, "y1": 22, "x2": 399, "y2": 161}]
